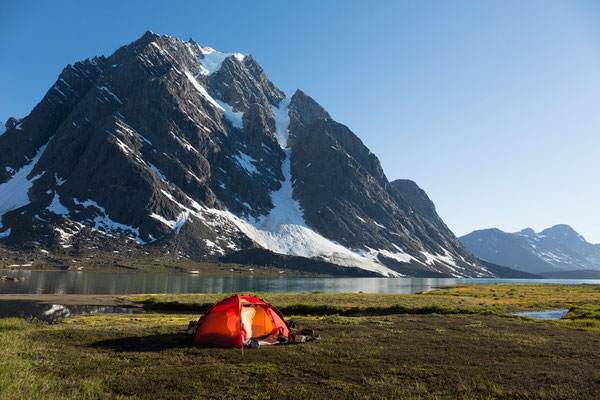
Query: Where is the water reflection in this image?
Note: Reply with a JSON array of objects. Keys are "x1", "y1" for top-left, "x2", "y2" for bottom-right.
[
  {"x1": 0, "y1": 300, "x2": 146, "y2": 322},
  {"x1": 2, "y1": 270, "x2": 600, "y2": 295},
  {"x1": 511, "y1": 309, "x2": 570, "y2": 320}
]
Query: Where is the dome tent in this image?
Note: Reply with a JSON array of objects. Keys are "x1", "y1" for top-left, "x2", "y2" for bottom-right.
[{"x1": 192, "y1": 295, "x2": 294, "y2": 347}]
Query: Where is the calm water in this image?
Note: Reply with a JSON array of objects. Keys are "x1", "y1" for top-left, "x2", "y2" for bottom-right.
[
  {"x1": 511, "y1": 309, "x2": 570, "y2": 320},
  {"x1": 2, "y1": 269, "x2": 600, "y2": 295},
  {"x1": 0, "y1": 300, "x2": 146, "y2": 322}
]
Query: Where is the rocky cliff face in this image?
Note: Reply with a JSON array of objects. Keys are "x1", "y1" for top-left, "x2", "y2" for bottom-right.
[
  {"x1": 460, "y1": 225, "x2": 600, "y2": 274},
  {"x1": 0, "y1": 31, "x2": 492, "y2": 277}
]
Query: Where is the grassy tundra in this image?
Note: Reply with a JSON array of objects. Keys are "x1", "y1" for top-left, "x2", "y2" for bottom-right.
[{"x1": 2, "y1": 284, "x2": 600, "y2": 399}]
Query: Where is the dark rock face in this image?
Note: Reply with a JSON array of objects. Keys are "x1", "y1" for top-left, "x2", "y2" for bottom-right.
[
  {"x1": 0, "y1": 57, "x2": 105, "y2": 183},
  {"x1": 390, "y1": 180, "x2": 438, "y2": 224},
  {"x1": 287, "y1": 90, "x2": 331, "y2": 146},
  {"x1": 460, "y1": 225, "x2": 600, "y2": 274},
  {"x1": 0, "y1": 31, "x2": 492, "y2": 277}
]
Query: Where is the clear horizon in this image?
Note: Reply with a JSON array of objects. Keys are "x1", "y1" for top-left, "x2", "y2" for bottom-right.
[{"x1": 1, "y1": 0, "x2": 599, "y2": 243}]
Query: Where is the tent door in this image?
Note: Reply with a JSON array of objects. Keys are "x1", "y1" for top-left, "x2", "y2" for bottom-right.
[{"x1": 241, "y1": 305, "x2": 256, "y2": 340}]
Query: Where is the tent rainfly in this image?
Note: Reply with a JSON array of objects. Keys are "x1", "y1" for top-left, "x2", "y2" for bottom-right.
[{"x1": 192, "y1": 295, "x2": 294, "y2": 347}]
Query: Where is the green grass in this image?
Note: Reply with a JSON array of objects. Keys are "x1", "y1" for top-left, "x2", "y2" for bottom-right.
[
  {"x1": 4, "y1": 284, "x2": 600, "y2": 399},
  {"x1": 566, "y1": 304, "x2": 600, "y2": 320},
  {"x1": 0, "y1": 318, "x2": 68, "y2": 400},
  {"x1": 3, "y1": 312, "x2": 600, "y2": 399},
  {"x1": 124, "y1": 283, "x2": 600, "y2": 316},
  {"x1": 425, "y1": 283, "x2": 600, "y2": 309}
]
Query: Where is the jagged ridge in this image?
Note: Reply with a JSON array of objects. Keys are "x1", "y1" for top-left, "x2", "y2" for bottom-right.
[
  {"x1": 460, "y1": 225, "x2": 600, "y2": 274},
  {"x1": 0, "y1": 31, "x2": 493, "y2": 277}
]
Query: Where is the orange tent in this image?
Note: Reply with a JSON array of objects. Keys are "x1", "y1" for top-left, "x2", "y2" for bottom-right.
[{"x1": 192, "y1": 295, "x2": 294, "y2": 347}]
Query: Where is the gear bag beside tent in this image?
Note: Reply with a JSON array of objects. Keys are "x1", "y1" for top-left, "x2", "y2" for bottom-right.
[{"x1": 192, "y1": 295, "x2": 294, "y2": 347}]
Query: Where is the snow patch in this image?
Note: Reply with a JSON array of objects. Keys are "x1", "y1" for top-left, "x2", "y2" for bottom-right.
[
  {"x1": 73, "y1": 198, "x2": 144, "y2": 244},
  {"x1": 0, "y1": 228, "x2": 11, "y2": 238},
  {"x1": 213, "y1": 99, "x2": 243, "y2": 129},
  {"x1": 197, "y1": 47, "x2": 245, "y2": 76},
  {"x1": 233, "y1": 152, "x2": 259, "y2": 175},
  {"x1": 115, "y1": 117, "x2": 153, "y2": 147},
  {"x1": 150, "y1": 213, "x2": 176, "y2": 229},
  {"x1": 150, "y1": 190, "x2": 197, "y2": 234},
  {"x1": 0, "y1": 139, "x2": 50, "y2": 227},
  {"x1": 47, "y1": 193, "x2": 69, "y2": 216},
  {"x1": 106, "y1": 131, "x2": 134, "y2": 155},
  {"x1": 185, "y1": 71, "x2": 223, "y2": 109},
  {"x1": 148, "y1": 163, "x2": 167, "y2": 181},
  {"x1": 204, "y1": 238, "x2": 225, "y2": 255},
  {"x1": 151, "y1": 210, "x2": 191, "y2": 234},
  {"x1": 55, "y1": 173, "x2": 66, "y2": 186},
  {"x1": 366, "y1": 247, "x2": 417, "y2": 264},
  {"x1": 271, "y1": 98, "x2": 291, "y2": 147},
  {"x1": 97, "y1": 86, "x2": 123, "y2": 104},
  {"x1": 420, "y1": 249, "x2": 468, "y2": 277},
  {"x1": 54, "y1": 226, "x2": 77, "y2": 248},
  {"x1": 185, "y1": 71, "x2": 243, "y2": 129},
  {"x1": 174, "y1": 211, "x2": 190, "y2": 234}
]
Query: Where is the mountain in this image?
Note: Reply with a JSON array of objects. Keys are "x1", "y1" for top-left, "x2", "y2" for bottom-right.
[
  {"x1": 475, "y1": 258, "x2": 541, "y2": 279},
  {"x1": 460, "y1": 225, "x2": 600, "y2": 274},
  {"x1": 0, "y1": 31, "x2": 493, "y2": 278}
]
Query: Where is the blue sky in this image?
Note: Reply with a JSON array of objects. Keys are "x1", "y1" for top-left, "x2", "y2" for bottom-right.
[{"x1": 1, "y1": 1, "x2": 599, "y2": 242}]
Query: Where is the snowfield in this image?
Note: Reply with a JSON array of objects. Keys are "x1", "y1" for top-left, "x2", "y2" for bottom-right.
[
  {"x1": 196, "y1": 47, "x2": 245, "y2": 76},
  {"x1": 214, "y1": 98, "x2": 400, "y2": 277},
  {"x1": 0, "y1": 139, "x2": 50, "y2": 228},
  {"x1": 147, "y1": 76, "x2": 401, "y2": 276}
]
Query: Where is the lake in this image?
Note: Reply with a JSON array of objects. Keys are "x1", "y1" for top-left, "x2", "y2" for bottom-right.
[{"x1": 2, "y1": 269, "x2": 600, "y2": 295}]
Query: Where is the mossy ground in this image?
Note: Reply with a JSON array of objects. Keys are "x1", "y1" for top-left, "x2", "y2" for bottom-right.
[
  {"x1": 3, "y1": 284, "x2": 600, "y2": 399},
  {"x1": 124, "y1": 283, "x2": 600, "y2": 316}
]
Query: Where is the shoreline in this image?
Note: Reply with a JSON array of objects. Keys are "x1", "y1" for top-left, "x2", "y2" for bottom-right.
[{"x1": 0, "y1": 294, "x2": 139, "y2": 307}]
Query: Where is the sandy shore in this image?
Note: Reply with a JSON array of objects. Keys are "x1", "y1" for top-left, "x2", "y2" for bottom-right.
[{"x1": 0, "y1": 294, "x2": 141, "y2": 307}]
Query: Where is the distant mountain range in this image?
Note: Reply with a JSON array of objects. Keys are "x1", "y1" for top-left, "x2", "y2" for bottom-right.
[
  {"x1": 0, "y1": 31, "x2": 502, "y2": 278},
  {"x1": 460, "y1": 225, "x2": 600, "y2": 275}
]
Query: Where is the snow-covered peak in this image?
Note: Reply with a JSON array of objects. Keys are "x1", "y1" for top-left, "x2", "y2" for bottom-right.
[{"x1": 197, "y1": 47, "x2": 245, "y2": 76}]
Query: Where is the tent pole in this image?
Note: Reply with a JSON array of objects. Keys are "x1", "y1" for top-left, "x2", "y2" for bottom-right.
[{"x1": 239, "y1": 296, "x2": 244, "y2": 358}]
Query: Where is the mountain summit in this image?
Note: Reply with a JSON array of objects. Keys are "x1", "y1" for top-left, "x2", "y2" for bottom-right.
[
  {"x1": 0, "y1": 31, "x2": 492, "y2": 277},
  {"x1": 460, "y1": 225, "x2": 600, "y2": 274}
]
